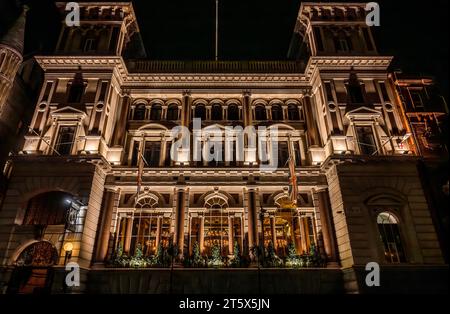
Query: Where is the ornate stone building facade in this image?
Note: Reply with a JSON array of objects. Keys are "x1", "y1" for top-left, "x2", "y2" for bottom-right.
[{"x1": 0, "y1": 2, "x2": 447, "y2": 294}]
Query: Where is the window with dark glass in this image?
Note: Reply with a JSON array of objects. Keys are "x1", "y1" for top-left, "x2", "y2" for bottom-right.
[
  {"x1": 288, "y1": 105, "x2": 300, "y2": 121},
  {"x1": 255, "y1": 105, "x2": 267, "y2": 121},
  {"x1": 167, "y1": 104, "x2": 179, "y2": 120},
  {"x1": 293, "y1": 141, "x2": 302, "y2": 166},
  {"x1": 83, "y1": 38, "x2": 97, "y2": 52},
  {"x1": 377, "y1": 212, "x2": 406, "y2": 263},
  {"x1": 67, "y1": 82, "x2": 85, "y2": 103},
  {"x1": 211, "y1": 104, "x2": 223, "y2": 121},
  {"x1": 55, "y1": 126, "x2": 76, "y2": 155},
  {"x1": 271, "y1": 105, "x2": 283, "y2": 121},
  {"x1": 277, "y1": 141, "x2": 290, "y2": 167},
  {"x1": 325, "y1": 82, "x2": 334, "y2": 101},
  {"x1": 313, "y1": 27, "x2": 324, "y2": 51},
  {"x1": 207, "y1": 142, "x2": 225, "y2": 167},
  {"x1": 131, "y1": 141, "x2": 139, "y2": 166},
  {"x1": 410, "y1": 91, "x2": 424, "y2": 110},
  {"x1": 379, "y1": 82, "x2": 390, "y2": 102},
  {"x1": 227, "y1": 104, "x2": 239, "y2": 121},
  {"x1": 150, "y1": 105, "x2": 162, "y2": 121},
  {"x1": 144, "y1": 142, "x2": 161, "y2": 167},
  {"x1": 362, "y1": 27, "x2": 374, "y2": 51},
  {"x1": 164, "y1": 141, "x2": 172, "y2": 166},
  {"x1": 334, "y1": 32, "x2": 352, "y2": 52},
  {"x1": 133, "y1": 104, "x2": 146, "y2": 120},
  {"x1": 347, "y1": 82, "x2": 365, "y2": 104},
  {"x1": 194, "y1": 105, "x2": 206, "y2": 120},
  {"x1": 355, "y1": 126, "x2": 377, "y2": 155}
]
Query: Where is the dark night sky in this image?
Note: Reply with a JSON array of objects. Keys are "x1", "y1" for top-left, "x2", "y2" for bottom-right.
[{"x1": 1, "y1": 0, "x2": 448, "y2": 98}]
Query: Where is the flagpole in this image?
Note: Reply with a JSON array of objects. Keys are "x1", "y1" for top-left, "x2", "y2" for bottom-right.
[{"x1": 215, "y1": 0, "x2": 219, "y2": 61}]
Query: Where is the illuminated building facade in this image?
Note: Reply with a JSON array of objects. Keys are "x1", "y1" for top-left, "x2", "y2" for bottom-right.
[{"x1": 0, "y1": 2, "x2": 447, "y2": 294}]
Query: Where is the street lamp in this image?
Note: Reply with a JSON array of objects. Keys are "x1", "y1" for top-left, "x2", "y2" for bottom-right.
[
  {"x1": 63, "y1": 242, "x2": 73, "y2": 265},
  {"x1": 62, "y1": 242, "x2": 73, "y2": 293}
]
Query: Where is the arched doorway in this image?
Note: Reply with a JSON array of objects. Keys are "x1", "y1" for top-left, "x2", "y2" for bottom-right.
[{"x1": 8, "y1": 241, "x2": 58, "y2": 294}]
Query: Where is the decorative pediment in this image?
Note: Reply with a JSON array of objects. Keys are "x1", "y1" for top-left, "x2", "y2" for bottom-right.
[
  {"x1": 345, "y1": 106, "x2": 381, "y2": 119},
  {"x1": 51, "y1": 106, "x2": 87, "y2": 119}
]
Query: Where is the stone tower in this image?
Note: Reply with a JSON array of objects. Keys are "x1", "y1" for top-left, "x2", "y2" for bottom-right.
[{"x1": 0, "y1": 7, "x2": 27, "y2": 114}]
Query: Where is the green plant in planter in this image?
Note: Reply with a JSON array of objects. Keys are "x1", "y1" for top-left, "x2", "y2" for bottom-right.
[
  {"x1": 229, "y1": 241, "x2": 241, "y2": 267},
  {"x1": 129, "y1": 243, "x2": 147, "y2": 268},
  {"x1": 264, "y1": 242, "x2": 283, "y2": 267},
  {"x1": 113, "y1": 243, "x2": 130, "y2": 267},
  {"x1": 285, "y1": 242, "x2": 301, "y2": 268},
  {"x1": 191, "y1": 242, "x2": 204, "y2": 267},
  {"x1": 208, "y1": 244, "x2": 224, "y2": 268},
  {"x1": 308, "y1": 243, "x2": 324, "y2": 267}
]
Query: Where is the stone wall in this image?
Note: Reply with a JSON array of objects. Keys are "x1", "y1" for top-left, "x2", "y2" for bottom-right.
[
  {"x1": 0, "y1": 157, "x2": 107, "y2": 268},
  {"x1": 325, "y1": 158, "x2": 445, "y2": 269}
]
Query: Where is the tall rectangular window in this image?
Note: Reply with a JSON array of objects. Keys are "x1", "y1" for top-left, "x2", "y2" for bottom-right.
[
  {"x1": 144, "y1": 142, "x2": 161, "y2": 167},
  {"x1": 67, "y1": 82, "x2": 85, "y2": 103},
  {"x1": 131, "y1": 141, "x2": 139, "y2": 166},
  {"x1": 55, "y1": 126, "x2": 76, "y2": 155},
  {"x1": 313, "y1": 27, "x2": 324, "y2": 51},
  {"x1": 325, "y1": 82, "x2": 334, "y2": 101},
  {"x1": 41, "y1": 82, "x2": 53, "y2": 102},
  {"x1": 293, "y1": 141, "x2": 302, "y2": 167},
  {"x1": 362, "y1": 28, "x2": 374, "y2": 51},
  {"x1": 410, "y1": 90, "x2": 424, "y2": 110},
  {"x1": 277, "y1": 141, "x2": 290, "y2": 168},
  {"x1": 164, "y1": 141, "x2": 172, "y2": 166},
  {"x1": 379, "y1": 82, "x2": 390, "y2": 102},
  {"x1": 355, "y1": 126, "x2": 377, "y2": 155}
]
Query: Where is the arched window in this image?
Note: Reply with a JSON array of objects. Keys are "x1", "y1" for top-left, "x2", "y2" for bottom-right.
[
  {"x1": 116, "y1": 194, "x2": 172, "y2": 257},
  {"x1": 133, "y1": 104, "x2": 146, "y2": 120},
  {"x1": 271, "y1": 104, "x2": 283, "y2": 121},
  {"x1": 204, "y1": 195, "x2": 229, "y2": 256},
  {"x1": 136, "y1": 195, "x2": 159, "y2": 209},
  {"x1": 166, "y1": 104, "x2": 179, "y2": 121},
  {"x1": 211, "y1": 104, "x2": 223, "y2": 121},
  {"x1": 194, "y1": 105, "x2": 206, "y2": 120},
  {"x1": 23, "y1": 192, "x2": 73, "y2": 226},
  {"x1": 377, "y1": 212, "x2": 406, "y2": 263},
  {"x1": 288, "y1": 105, "x2": 300, "y2": 121},
  {"x1": 150, "y1": 105, "x2": 162, "y2": 121},
  {"x1": 255, "y1": 105, "x2": 267, "y2": 121},
  {"x1": 227, "y1": 104, "x2": 239, "y2": 121}
]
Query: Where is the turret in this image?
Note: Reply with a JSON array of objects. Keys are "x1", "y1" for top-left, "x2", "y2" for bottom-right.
[{"x1": 0, "y1": 7, "x2": 27, "y2": 111}]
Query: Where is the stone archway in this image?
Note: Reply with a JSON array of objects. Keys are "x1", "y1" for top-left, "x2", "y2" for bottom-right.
[{"x1": 7, "y1": 241, "x2": 58, "y2": 294}]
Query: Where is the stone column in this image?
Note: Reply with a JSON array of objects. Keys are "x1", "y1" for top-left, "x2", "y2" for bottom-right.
[
  {"x1": 199, "y1": 216, "x2": 205, "y2": 253},
  {"x1": 174, "y1": 187, "x2": 187, "y2": 257},
  {"x1": 316, "y1": 188, "x2": 339, "y2": 263},
  {"x1": 113, "y1": 92, "x2": 132, "y2": 146},
  {"x1": 181, "y1": 90, "x2": 192, "y2": 127},
  {"x1": 155, "y1": 216, "x2": 162, "y2": 250},
  {"x1": 242, "y1": 91, "x2": 252, "y2": 127},
  {"x1": 298, "y1": 216, "x2": 307, "y2": 254},
  {"x1": 303, "y1": 94, "x2": 321, "y2": 147},
  {"x1": 228, "y1": 216, "x2": 234, "y2": 255},
  {"x1": 124, "y1": 217, "x2": 133, "y2": 254},
  {"x1": 270, "y1": 215, "x2": 277, "y2": 249},
  {"x1": 246, "y1": 188, "x2": 258, "y2": 248},
  {"x1": 93, "y1": 189, "x2": 118, "y2": 264}
]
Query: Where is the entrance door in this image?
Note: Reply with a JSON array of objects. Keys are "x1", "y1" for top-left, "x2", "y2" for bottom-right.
[{"x1": 7, "y1": 241, "x2": 58, "y2": 294}]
